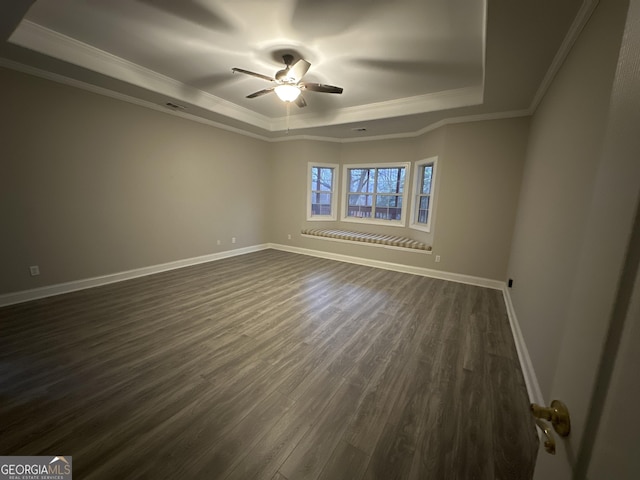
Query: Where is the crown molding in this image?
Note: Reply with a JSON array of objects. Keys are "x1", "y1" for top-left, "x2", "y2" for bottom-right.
[
  {"x1": 9, "y1": 20, "x2": 484, "y2": 134},
  {"x1": 9, "y1": 20, "x2": 273, "y2": 130},
  {"x1": 2, "y1": 53, "x2": 530, "y2": 145},
  {"x1": 1, "y1": 55, "x2": 530, "y2": 145},
  {"x1": 3, "y1": 0, "x2": 595, "y2": 143},
  {"x1": 0, "y1": 57, "x2": 272, "y2": 143},
  {"x1": 270, "y1": 85, "x2": 484, "y2": 131},
  {"x1": 411, "y1": 108, "x2": 533, "y2": 137},
  {"x1": 267, "y1": 108, "x2": 532, "y2": 144},
  {"x1": 530, "y1": 0, "x2": 599, "y2": 111}
]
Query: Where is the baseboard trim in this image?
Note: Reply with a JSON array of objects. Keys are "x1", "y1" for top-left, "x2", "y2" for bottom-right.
[
  {"x1": 269, "y1": 243, "x2": 505, "y2": 290},
  {"x1": 502, "y1": 287, "x2": 544, "y2": 405},
  {"x1": 0, "y1": 244, "x2": 270, "y2": 307},
  {"x1": 1, "y1": 241, "x2": 506, "y2": 306}
]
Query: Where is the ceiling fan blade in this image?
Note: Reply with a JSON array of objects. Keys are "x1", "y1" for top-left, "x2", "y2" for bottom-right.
[
  {"x1": 287, "y1": 59, "x2": 311, "y2": 82},
  {"x1": 232, "y1": 68, "x2": 274, "y2": 82},
  {"x1": 246, "y1": 88, "x2": 275, "y2": 99},
  {"x1": 302, "y1": 83, "x2": 343, "y2": 94},
  {"x1": 295, "y1": 95, "x2": 307, "y2": 108}
]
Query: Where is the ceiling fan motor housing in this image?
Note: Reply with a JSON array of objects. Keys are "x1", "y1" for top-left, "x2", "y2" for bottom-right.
[{"x1": 275, "y1": 54, "x2": 295, "y2": 82}]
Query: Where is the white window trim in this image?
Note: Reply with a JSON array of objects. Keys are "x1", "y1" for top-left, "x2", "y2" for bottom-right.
[
  {"x1": 341, "y1": 162, "x2": 411, "y2": 227},
  {"x1": 307, "y1": 162, "x2": 339, "y2": 221},
  {"x1": 410, "y1": 156, "x2": 438, "y2": 233}
]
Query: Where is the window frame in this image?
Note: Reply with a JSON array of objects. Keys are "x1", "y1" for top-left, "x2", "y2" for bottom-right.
[
  {"x1": 410, "y1": 157, "x2": 438, "y2": 233},
  {"x1": 341, "y1": 162, "x2": 411, "y2": 227},
  {"x1": 307, "y1": 162, "x2": 339, "y2": 221}
]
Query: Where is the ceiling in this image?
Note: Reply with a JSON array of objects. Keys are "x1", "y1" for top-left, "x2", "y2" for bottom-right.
[{"x1": 0, "y1": 0, "x2": 587, "y2": 141}]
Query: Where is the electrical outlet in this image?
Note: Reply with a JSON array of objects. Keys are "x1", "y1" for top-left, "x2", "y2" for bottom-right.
[
  {"x1": 231, "y1": 237, "x2": 236, "y2": 244},
  {"x1": 287, "y1": 234, "x2": 292, "y2": 240},
  {"x1": 435, "y1": 255, "x2": 441, "y2": 263},
  {"x1": 216, "y1": 239, "x2": 221, "y2": 246},
  {"x1": 29, "y1": 265, "x2": 40, "y2": 276}
]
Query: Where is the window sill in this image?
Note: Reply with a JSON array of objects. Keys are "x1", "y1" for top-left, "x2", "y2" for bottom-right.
[
  {"x1": 307, "y1": 215, "x2": 338, "y2": 221},
  {"x1": 340, "y1": 217, "x2": 406, "y2": 228},
  {"x1": 409, "y1": 223, "x2": 432, "y2": 233}
]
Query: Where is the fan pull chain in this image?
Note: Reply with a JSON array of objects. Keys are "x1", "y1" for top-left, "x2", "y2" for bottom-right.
[{"x1": 286, "y1": 102, "x2": 291, "y2": 134}]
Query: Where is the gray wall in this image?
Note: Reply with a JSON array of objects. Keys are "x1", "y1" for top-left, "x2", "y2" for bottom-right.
[
  {"x1": 1, "y1": 68, "x2": 269, "y2": 294},
  {"x1": 435, "y1": 119, "x2": 528, "y2": 280},
  {"x1": 506, "y1": 0, "x2": 628, "y2": 398},
  {"x1": 1, "y1": 65, "x2": 528, "y2": 296},
  {"x1": 508, "y1": 1, "x2": 640, "y2": 476},
  {"x1": 585, "y1": 0, "x2": 640, "y2": 476},
  {"x1": 268, "y1": 139, "x2": 342, "y2": 245},
  {"x1": 271, "y1": 118, "x2": 529, "y2": 281}
]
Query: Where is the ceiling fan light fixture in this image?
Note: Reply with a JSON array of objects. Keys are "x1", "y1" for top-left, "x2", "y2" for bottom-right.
[{"x1": 274, "y1": 84, "x2": 301, "y2": 102}]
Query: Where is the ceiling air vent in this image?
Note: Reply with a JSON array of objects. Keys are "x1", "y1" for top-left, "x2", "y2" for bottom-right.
[{"x1": 165, "y1": 102, "x2": 186, "y2": 110}]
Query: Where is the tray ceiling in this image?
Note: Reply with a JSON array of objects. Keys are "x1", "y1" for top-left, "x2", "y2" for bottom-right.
[{"x1": 0, "y1": 0, "x2": 586, "y2": 140}]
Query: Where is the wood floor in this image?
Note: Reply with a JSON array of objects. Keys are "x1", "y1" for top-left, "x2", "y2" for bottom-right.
[{"x1": 0, "y1": 249, "x2": 538, "y2": 479}]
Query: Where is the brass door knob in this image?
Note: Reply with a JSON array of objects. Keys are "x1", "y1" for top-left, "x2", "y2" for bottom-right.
[
  {"x1": 531, "y1": 400, "x2": 571, "y2": 455},
  {"x1": 534, "y1": 418, "x2": 556, "y2": 455},
  {"x1": 530, "y1": 400, "x2": 571, "y2": 436}
]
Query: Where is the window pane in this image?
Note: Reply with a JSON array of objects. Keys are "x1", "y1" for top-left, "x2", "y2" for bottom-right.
[
  {"x1": 343, "y1": 163, "x2": 408, "y2": 224},
  {"x1": 348, "y1": 206, "x2": 372, "y2": 218},
  {"x1": 311, "y1": 192, "x2": 332, "y2": 205},
  {"x1": 310, "y1": 165, "x2": 336, "y2": 218},
  {"x1": 417, "y1": 195, "x2": 430, "y2": 224},
  {"x1": 421, "y1": 165, "x2": 433, "y2": 194},
  {"x1": 376, "y1": 167, "x2": 406, "y2": 193},
  {"x1": 311, "y1": 192, "x2": 331, "y2": 215},
  {"x1": 319, "y1": 192, "x2": 331, "y2": 204},
  {"x1": 312, "y1": 167, "x2": 334, "y2": 192},
  {"x1": 375, "y1": 194, "x2": 402, "y2": 207},
  {"x1": 375, "y1": 195, "x2": 402, "y2": 220},
  {"x1": 312, "y1": 202, "x2": 333, "y2": 215},
  {"x1": 348, "y1": 193, "x2": 372, "y2": 206},
  {"x1": 319, "y1": 168, "x2": 333, "y2": 191},
  {"x1": 349, "y1": 168, "x2": 375, "y2": 193},
  {"x1": 374, "y1": 206, "x2": 403, "y2": 220},
  {"x1": 347, "y1": 194, "x2": 372, "y2": 218}
]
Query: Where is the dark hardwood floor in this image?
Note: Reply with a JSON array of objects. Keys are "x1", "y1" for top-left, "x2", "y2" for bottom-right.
[{"x1": 0, "y1": 249, "x2": 538, "y2": 479}]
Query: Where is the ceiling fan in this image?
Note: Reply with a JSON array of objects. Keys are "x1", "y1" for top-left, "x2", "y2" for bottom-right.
[{"x1": 232, "y1": 54, "x2": 343, "y2": 107}]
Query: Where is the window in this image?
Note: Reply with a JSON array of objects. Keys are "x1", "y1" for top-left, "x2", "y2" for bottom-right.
[
  {"x1": 411, "y1": 157, "x2": 437, "y2": 232},
  {"x1": 307, "y1": 163, "x2": 338, "y2": 220},
  {"x1": 341, "y1": 162, "x2": 410, "y2": 226}
]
